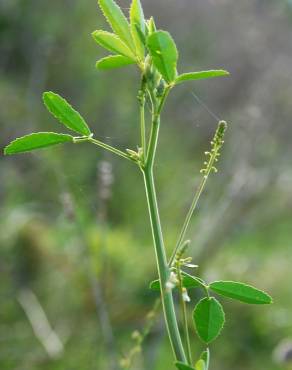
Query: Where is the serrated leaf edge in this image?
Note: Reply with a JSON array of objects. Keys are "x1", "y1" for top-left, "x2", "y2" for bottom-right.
[
  {"x1": 43, "y1": 92, "x2": 91, "y2": 136},
  {"x1": 96, "y1": 55, "x2": 136, "y2": 70},
  {"x1": 175, "y1": 70, "x2": 230, "y2": 84},
  {"x1": 92, "y1": 30, "x2": 136, "y2": 59},
  {"x1": 147, "y1": 30, "x2": 178, "y2": 82},
  {"x1": 4, "y1": 132, "x2": 73, "y2": 155},
  {"x1": 97, "y1": 0, "x2": 135, "y2": 51}
]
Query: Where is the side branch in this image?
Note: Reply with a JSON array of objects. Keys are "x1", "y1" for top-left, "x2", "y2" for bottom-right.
[{"x1": 74, "y1": 136, "x2": 134, "y2": 162}]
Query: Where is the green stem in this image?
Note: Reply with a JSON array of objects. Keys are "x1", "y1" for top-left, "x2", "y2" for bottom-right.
[
  {"x1": 87, "y1": 137, "x2": 133, "y2": 162},
  {"x1": 168, "y1": 151, "x2": 217, "y2": 266},
  {"x1": 146, "y1": 114, "x2": 160, "y2": 168},
  {"x1": 176, "y1": 262, "x2": 192, "y2": 365},
  {"x1": 142, "y1": 168, "x2": 186, "y2": 362},
  {"x1": 139, "y1": 79, "x2": 147, "y2": 160},
  {"x1": 168, "y1": 175, "x2": 208, "y2": 266},
  {"x1": 142, "y1": 86, "x2": 186, "y2": 362},
  {"x1": 140, "y1": 101, "x2": 146, "y2": 158}
]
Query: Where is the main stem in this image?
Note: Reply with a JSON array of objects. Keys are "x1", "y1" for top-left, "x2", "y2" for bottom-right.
[{"x1": 142, "y1": 111, "x2": 186, "y2": 363}]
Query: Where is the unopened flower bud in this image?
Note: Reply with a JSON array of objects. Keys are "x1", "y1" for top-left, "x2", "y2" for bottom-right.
[
  {"x1": 182, "y1": 288, "x2": 191, "y2": 302},
  {"x1": 166, "y1": 272, "x2": 178, "y2": 291}
]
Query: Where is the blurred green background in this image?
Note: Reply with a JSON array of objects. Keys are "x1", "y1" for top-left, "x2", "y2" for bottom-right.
[{"x1": 1, "y1": 0, "x2": 292, "y2": 369}]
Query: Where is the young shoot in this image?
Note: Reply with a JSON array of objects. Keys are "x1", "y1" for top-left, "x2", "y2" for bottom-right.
[{"x1": 4, "y1": 0, "x2": 272, "y2": 369}]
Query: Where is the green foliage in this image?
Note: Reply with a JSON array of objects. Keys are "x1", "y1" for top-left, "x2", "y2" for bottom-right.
[
  {"x1": 92, "y1": 30, "x2": 136, "y2": 59},
  {"x1": 190, "y1": 349, "x2": 210, "y2": 370},
  {"x1": 194, "y1": 359, "x2": 206, "y2": 370},
  {"x1": 200, "y1": 349, "x2": 210, "y2": 369},
  {"x1": 193, "y1": 297, "x2": 225, "y2": 344},
  {"x1": 175, "y1": 362, "x2": 195, "y2": 370},
  {"x1": 96, "y1": 55, "x2": 136, "y2": 70},
  {"x1": 147, "y1": 16, "x2": 157, "y2": 35},
  {"x1": 43, "y1": 92, "x2": 91, "y2": 136},
  {"x1": 209, "y1": 281, "x2": 273, "y2": 305},
  {"x1": 130, "y1": 0, "x2": 145, "y2": 59},
  {"x1": 4, "y1": 132, "x2": 73, "y2": 155},
  {"x1": 147, "y1": 30, "x2": 178, "y2": 83},
  {"x1": 175, "y1": 70, "x2": 229, "y2": 85},
  {"x1": 3, "y1": 0, "x2": 274, "y2": 369},
  {"x1": 149, "y1": 273, "x2": 204, "y2": 291},
  {"x1": 97, "y1": 0, "x2": 135, "y2": 51}
]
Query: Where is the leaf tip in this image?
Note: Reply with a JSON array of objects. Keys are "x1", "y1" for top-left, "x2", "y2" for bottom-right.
[
  {"x1": 42, "y1": 91, "x2": 54, "y2": 104},
  {"x1": 3, "y1": 145, "x2": 10, "y2": 156},
  {"x1": 91, "y1": 30, "x2": 98, "y2": 38},
  {"x1": 222, "y1": 69, "x2": 230, "y2": 76}
]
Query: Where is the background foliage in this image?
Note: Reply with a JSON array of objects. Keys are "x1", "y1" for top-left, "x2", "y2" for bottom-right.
[{"x1": 1, "y1": 0, "x2": 292, "y2": 369}]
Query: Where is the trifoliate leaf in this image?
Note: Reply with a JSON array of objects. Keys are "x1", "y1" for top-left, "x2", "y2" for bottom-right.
[
  {"x1": 96, "y1": 55, "x2": 136, "y2": 70},
  {"x1": 92, "y1": 30, "x2": 136, "y2": 59},
  {"x1": 4, "y1": 132, "x2": 73, "y2": 155},
  {"x1": 209, "y1": 281, "x2": 273, "y2": 305},
  {"x1": 175, "y1": 70, "x2": 229, "y2": 85},
  {"x1": 130, "y1": 0, "x2": 145, "y2": 59},
  {"x1": 98, "y1": 0, "x2": 135, "y2": 51},
  {"x1": 43, "y1": 92, "x2": 91, "y2": 136},
  {"x1": 147, "y1": 30, "x2": 178, "y2": 83},
  {"x1": 193, "y1": 297, "x2": 225, "y2": 344}
]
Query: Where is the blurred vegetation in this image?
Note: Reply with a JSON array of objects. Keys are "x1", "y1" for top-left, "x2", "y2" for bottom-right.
[{"x1": 1, "y1": 0, "x2": 292, "y2": 369}]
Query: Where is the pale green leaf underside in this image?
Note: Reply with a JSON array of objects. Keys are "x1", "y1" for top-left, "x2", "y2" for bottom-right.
[
  {"x1": 175, "y1": 362, "x2": 195, "y2": 370},
  {"x1": 43, "y1": 92, "x2": 91, "y2": 136},
  {"x1": 147, "y1": 30, "x2": 178, "y2": 82},
  {"x1": 130, "y1": 0, "x2": 145, "y2": 59},
  {"x1": 96, "y1": 55, "x2": 135, "y2": 70},
  {"x1": 193, "y1": 297, "x2": 225, "y2": 344},
  {"x1": 4, "y1": 132, "x2": 73, "y2": 155},
  {"x1": 209, "y1": 281, "x2": 273, "y2": 305},
  {"x1": 175, "y1": 70, "x2": 230, "y2": 85},
  {"x1": 195, "y1": 359, "x2": 206, "y2": 370},
  {"x1": 150, "y1": 274, "x2": 204, "y2": 291},
  {"x1": 98, "y1": 0, "x2": 134, "y2": 51},
  {"x1": 92, "y1": 30, "x2": 135, "y2": 59}
]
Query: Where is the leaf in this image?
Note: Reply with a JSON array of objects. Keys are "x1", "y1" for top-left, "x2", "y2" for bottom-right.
[
  {"x1": 130, "y1": 0, "x2": 145, "y2": 59},
  {"x1": 92, "y1": 30, "x2": 135, "y2": 59},
  {"x1": 175, "y1": 362, "x2": 195, "y2": 370},
  {"x1": 193, "y1": 297, "x2": 225, "y2": 344},
  {"x1": 149, "y1": 274, "x2": 204, "y2": 291},
  {"x1": 209, "y1": 281, "x2": 273, "y2": 305},
  {"x1": 96, "y1": 55, "x2": 136, "y2": 70},
  {"x1": 200, "y1": 349, "x2": 210, "y2": 370},
  {"x1": 149, "y1": 279, "x2": 161, "y2": 291},
  {"x1": 147, "y1": 30, "x2": 178, "y2": 83},
  {"x1": 4, "y1": 132, "x2": 73, "y2": 155},
  {"x1": 147, "y1": 16, "x2": 156, "y2": 35},
  {"x1": 98, "y1": 0, "x2": 134, "y2": 51},
  {"x1": 181, "y1": 272, "x2": 206, "y2": 289},
  {"x1": 175, "y1": 70, "x2": 230, "y2": 85},
  {"x1": 43, "y1": 92, "x2": 91, "y2": 136},
  {"x1": 194, "y1": 359, "x2": 206, "y2": 370}
]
